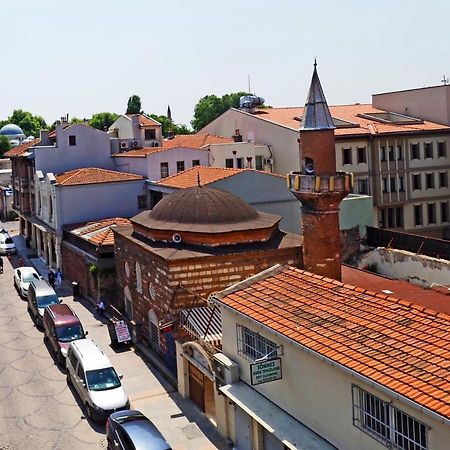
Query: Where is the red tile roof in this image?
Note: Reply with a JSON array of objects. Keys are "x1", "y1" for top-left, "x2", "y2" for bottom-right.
[
  {"x1": 66, "y1": 217, "x2": 131, "y2": 246},
  {"x1": 113, "y1": 133, "x2": 234, "y2": 158},
  {"x1": 4, "y1": 139, "x2": 40, "y2": 157},
  {"x1": 156, "y1": 166, "x2": 282, "y2": 188},
  {"x1": 342, "y1": 265, "x2": 450, "y2": 314},
  {"x1": 214, "y1": 265, "x2": 450, "y2": 421},
  {"x1": 56, "y1": 168, "x2": 143, "y2": 186},
  {"x1": 246, "y1": 104, "x2": 450, "y2": 137},
  {"x1": 126, "y1": 114, "x2": 161, "y2": 127}
]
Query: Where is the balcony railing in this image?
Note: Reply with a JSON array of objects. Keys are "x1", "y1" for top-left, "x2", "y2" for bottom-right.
[{"x1": 287, "y1": 171, "x2": 353, "y2": 194}]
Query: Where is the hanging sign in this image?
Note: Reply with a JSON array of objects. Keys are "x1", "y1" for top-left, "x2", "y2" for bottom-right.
[
  {"x1": 250, "y1": 358, "x2": 282, "y2": 385},
  {"x1": 115, "y1": 320, "x2": 131, "y2": 343}
]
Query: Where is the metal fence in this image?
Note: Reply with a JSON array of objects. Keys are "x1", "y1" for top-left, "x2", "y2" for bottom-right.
[{"x1": 366, "y1": 226, "x2": 450, "y2": 260}]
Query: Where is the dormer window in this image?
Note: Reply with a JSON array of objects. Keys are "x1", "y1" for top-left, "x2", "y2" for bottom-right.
[{"x1": 144, "y1": 129, "x2": 156, "y2": 140}]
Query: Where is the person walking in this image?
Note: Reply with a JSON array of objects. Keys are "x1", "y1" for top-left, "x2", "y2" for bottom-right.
[
  {"x1": 96, "y1": 297, "x2": 106, "y2": 317},
  {"x1": 48, "y1": 269, "x2": 55, "y2": 289},
  {"x1": 55, "y1": 268, "x2": 62, "y2": 289}
]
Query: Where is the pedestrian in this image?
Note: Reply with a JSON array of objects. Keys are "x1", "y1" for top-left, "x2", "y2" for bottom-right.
[
  {"x1": 55, "y1": 268, "x2": 62, "y2": 289},
  {"x1": 0, "y1": 256, "x2": 3, "y2": 274},
  {"x1": 96, "y1": 297, "x2": 106, "y2": 317},
  {"x1": 48, "y1": 269, "x2": 55, "y2": 288}
]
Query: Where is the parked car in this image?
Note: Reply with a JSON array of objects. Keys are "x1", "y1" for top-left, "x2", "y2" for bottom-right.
[
  {"x1": 27, "y1": 279, "x2": 60, "y2": 327},
  {"x1": 106, "y1": 410, "x2": 171, "y2": 450},
  {"x1": 66, "y1": 339, "x2": 129, "y2": 422},
  {"x1": 43, "y1": 304, "x2": 87, "y2": 365},
  {"x1": 14, "y1": 266, "x2": 41, "y2": 297},
  {"x1": 0, "y1": 230, "x2": 15, "y2": 255}
]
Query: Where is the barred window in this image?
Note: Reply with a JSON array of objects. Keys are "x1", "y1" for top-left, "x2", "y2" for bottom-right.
[
  {"x1": 352, "y1": 385, "x2": 427, "y2": 450},
  {"x1": 135, "y1": 262, "x2": 142, "y2": 293},
  {"x1": 236, "y1": 325, "x2": 278, "y2": 362}
]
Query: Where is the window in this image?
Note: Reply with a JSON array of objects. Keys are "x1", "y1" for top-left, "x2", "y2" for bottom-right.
[
  {"x1": 255, "y1": 155, "x2": 264, "y2": 170},
  {"x1": 135, "y1": 262, "x2": 142, "y2": 293},
  {"x1": 352, "y1": 385, "x2": 427, "y2": 450},
  {"x1": 397, "y1": 145, "x2": 403, "y2": 160},
  {"x1": 424, "y1": 142, "x2": 433, "y2": 159},
  {"x1": 428, "y1": 203, "x2": 436, "y2": 224},
  {"x1": 176, "y1": 161, "x2": 185, "y2": 173},
  {"x1": 382, "y1": 178, "x2": 388, "y2": 193},
  {"x1": 425, "y1": 173, "x2": 434, "y2": 189},
  {"x1": 137, "y1": 195, "x2": 147, "y2": 209},
  {"x1": 342, "y1": 148, "x2": 352, "y2": 165},
  {"x1": 236, "y1": 157, "x2": 244, "y2": 168},
  {"x1": 388, "y1": 146, "x2": 395, "y2": 161},
  {"x1": 396, "y1": 207, "x2": 403, "y2": 228},
  {"x1": 144, "y1": 129, "x2": 156, "y2": 140},
  {"x1": 399, "y1": 176, "x2": 405, "y2": 192},
  {"x1": 439, "y1": 171, "x2": 448, "y2": 188},
  {"x1": 160, "y1": 162, "x2": 169, "y2": 178},
  {"x1": 68, "y1": 135, "x2": 76, "y2": 146},
  {"x1": 387, "y1": 208, "x2": 394, "y2": 228},
  {"x1": 357, "y1": 178, "x2": 369, "y2": 195},
  {"x1": 380, "y1": 146, "x2": 386, "y2": 162},
  {"x1": 410, "y1": 143, "x2": 420, "y2": 160},
  {"x1": 414, "y1": 204, "x2": 423, "y2": 226},
  {"x1": 390, "y1": 177, "x2": 396, "y2": 192},
  {"x1": 357, "y1": 147, "x2": 366, "y2": 164},
  {"x1": 441, "y1": 202, "x2": 449, "y2": 223},
  {"x1": 225, "y1": 158, "x2": 234, "y2": 168},
  {"x1": 192, "y1": 159, "x2": 200, "y2": 167},
  {"x1": 438, "y1": 141, "x2": 447, "y2": 158},
  {"x1": 236, "y1": 325, "x2": 278, "y2": 362},
  {"x1": 412, "y1": 174, "x2": 421, "y2": 190}
]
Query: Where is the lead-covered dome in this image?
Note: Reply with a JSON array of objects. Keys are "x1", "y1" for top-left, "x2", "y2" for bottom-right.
[
  {"x1": 0, "y1": 124, "x2": 25, "y2": 137},
  {"x1": 131, "y1": 186, "x2": 282, "y2": 247}
]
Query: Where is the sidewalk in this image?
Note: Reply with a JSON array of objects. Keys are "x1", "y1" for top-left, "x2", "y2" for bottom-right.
[{"x1": 11, "y1": 230, "x2": 228, "y2": 450}]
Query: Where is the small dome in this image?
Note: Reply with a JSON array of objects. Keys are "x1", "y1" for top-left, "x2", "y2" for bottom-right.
[
  {"x1": 0, "y1": 124, "x2": 25, "y2": 137},
  {"x1": 149, "y1": 186, "x2": 259, "y2": 225}
]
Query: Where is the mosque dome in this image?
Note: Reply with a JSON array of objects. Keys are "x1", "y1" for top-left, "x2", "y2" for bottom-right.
[
  {"x1": 131, "y1": 185, "x2": 281, "y2": 247},
  {"x1": 0, "y1": 124, "x2": 25, "y2": 138}
]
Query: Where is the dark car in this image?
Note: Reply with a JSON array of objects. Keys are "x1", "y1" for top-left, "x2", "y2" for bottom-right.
[{"x1": 106, "y1": 410, "x2": 171, "y2": 450}]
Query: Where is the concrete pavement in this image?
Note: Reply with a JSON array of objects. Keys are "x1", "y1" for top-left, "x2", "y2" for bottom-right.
[{"x1": 5, "y1": 222, "x2": 228, "y2": 450}]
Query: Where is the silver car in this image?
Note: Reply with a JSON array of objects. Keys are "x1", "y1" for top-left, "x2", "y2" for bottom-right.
[{"x1": 14, "y1": 266, "x2": 40, "y2": 297}]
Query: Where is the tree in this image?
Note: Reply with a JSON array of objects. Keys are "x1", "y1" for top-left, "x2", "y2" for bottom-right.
[
  {"x1": 126, "y1": 95, "x2": 142, "y2": 115},
  {"x1": 2, "y1": 110, "x2": 47, "y2": 137},
  {"x1": 0, "y1": 136, "x2": 11, "y2": 157},
  {"x1": 89, "y1": 112, "x2": 119, "y2": 131},
  {"x1": 149, "y1": 114, "x2": 192, "y2": 137},
  {"x1": 191, "y1": 91, "x2": 248, "y2": 132}
]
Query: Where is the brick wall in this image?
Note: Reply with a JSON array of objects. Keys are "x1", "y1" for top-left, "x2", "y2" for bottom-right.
[
  {"x1": 62, "y1": 244, "x2": 89, "y2": 296},
  {"x1": 299, "y1": 129, "x2": 337, "y2": 175}
]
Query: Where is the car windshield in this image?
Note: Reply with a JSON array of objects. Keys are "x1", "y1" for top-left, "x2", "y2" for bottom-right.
[
  {"x1": 86, "y1": 368, "x2": 121, "y2": 391},
  {"x1": 5, "y1": 238, "x2": 13, "y2": 244},
  {"x1": 22, "y1": 272, "x2": 39, "y2": 283},
  {"x1": 56, "y1": 324, "x2": 84, "y2": 342},
  {"x1": 37, "y1": 294, "x2": 59, "y2": 308}
]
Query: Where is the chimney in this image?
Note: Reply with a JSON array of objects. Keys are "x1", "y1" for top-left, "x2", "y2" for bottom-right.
[
  {"x1": 288, "y1": 62, "x2": 352, "y2": 281},
  {"x1": 232, "y1": 129, "x2": 243, "y2": 142},
  {"x1": 39, "y1": 130, "x2": 51, "y2": 145}
]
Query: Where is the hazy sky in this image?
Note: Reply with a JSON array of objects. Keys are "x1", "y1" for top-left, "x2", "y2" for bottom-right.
[{"x1": 2, "y1": 0, "x2": 449, "y2": 128}]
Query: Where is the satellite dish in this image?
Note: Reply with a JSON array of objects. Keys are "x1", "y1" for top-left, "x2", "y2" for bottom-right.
[{"x1": 172, "y1": 233, "x2": 182, "y2": 243}]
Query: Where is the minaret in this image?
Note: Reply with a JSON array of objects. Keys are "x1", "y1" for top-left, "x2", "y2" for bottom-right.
[{"x1": 288, "y1": 62, "x2": 352, "y2": 281}]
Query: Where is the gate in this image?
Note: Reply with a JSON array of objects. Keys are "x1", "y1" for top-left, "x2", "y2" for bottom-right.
[{"x1": 189, "y1": 363, "x2": 204, "y2": 411}]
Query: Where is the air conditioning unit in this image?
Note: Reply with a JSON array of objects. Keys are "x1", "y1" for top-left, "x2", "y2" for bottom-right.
[
  {"x1": 212, "y1": 353, "x2": 239, "y2": 386},
  {"x1": 133, "y1": 141, "x2": 139, "y2": 148},
  {"x1": 264, "y1": 158, "x2": 274, "y2": 165}
]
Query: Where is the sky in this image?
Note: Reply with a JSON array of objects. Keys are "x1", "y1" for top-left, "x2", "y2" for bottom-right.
[{"x1": 2, "y1": 0, "x2": 450, "y2": 128}]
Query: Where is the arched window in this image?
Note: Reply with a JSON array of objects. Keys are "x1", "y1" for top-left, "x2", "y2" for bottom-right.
[
  {"x1": 124, "y1": 286, "x2": 133, "y2": 319},
  {"x1": 148, "y1": 309, "x2": 160, "y2": 349},
  {"x1": 135, "y1": 262, "x2": 142, "y2": 293}
]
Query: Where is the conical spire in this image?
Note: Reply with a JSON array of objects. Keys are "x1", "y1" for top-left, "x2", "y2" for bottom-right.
[{"x1": 301, "y1": 61, "x2": 334, "y2": 130}]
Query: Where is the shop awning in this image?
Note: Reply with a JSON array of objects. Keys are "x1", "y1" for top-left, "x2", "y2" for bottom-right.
[
  {"x1": 219, "y1": 382, "x2": 337, "y2": 450},
  {"x1": 180, "y1": 304, "x2": 222, "y2": 348}
]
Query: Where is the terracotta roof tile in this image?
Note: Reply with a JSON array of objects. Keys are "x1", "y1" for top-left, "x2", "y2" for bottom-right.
[
  {"x1": 4, "y1": 138, "x2": 40, "y2": 157},
  {"x1": 215, "y1": 266, "x2": 450, "y2": 421},
  {"x1": 247, "y1": 104, "x2": 450, "y2": 137},
  {"x1": 126, "y1": 114, "x2": 161, "y2": 127},
  {"x1": 56, "y1": 168, "x2": 143, "y2": 186},
  {"x1": 66, "y1": 217, "x2": 131, "y2": 246}
]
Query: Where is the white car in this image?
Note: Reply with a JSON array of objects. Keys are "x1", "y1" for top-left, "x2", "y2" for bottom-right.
[
  {"x1": 0, "y1": 230, "x2": 15, "y2": 255},
  {"x1": 14, "y1": 266, "x2": 41, "y2": 297}
]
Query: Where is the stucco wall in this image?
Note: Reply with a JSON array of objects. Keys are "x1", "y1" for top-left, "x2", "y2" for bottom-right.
[
  {"x1": 339, "y1": 194, "x2": 374, "y2": 235},
  {"x1": 358, "y1": 247, "x2": 450, "y2": 287},
  {"x1": 111, "y1": 156, "x2": 148, "y2": 177},
  {"x1": 220, "y1": 309, "x2": 450, "y2": 450}
]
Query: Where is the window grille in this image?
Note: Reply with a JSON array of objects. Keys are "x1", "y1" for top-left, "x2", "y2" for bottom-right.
[
  {"x1": 236, "y1": 325, "x2": 278, "y2": 362},
  {"x1": 352, "y1": 385, "x2": 427, "y2": 450},
  {"x1": 135, "y1": 262, "x2": 142, "y2": 293}
]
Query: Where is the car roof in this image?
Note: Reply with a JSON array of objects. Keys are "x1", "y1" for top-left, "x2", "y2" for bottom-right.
[
  {"x1": 46, "y1": 304, "x2": 80, "y2": 326},
  {"x1": 31, "y1": 279, "x2": 57, "y2": 295},
  {"x1": 16, "y1": 266, "x2": 38, "y2": 275},
  {"x1": 111, "y1": 411, "x2": 170, "y2": 450},
  {"x1": 70, "y1": 339, "x2": 112, "y2": 370}
]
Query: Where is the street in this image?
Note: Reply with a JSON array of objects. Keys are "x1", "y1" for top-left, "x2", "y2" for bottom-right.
[{"x1": 0, "y1": 222, "x2": 226, "y2": 450}]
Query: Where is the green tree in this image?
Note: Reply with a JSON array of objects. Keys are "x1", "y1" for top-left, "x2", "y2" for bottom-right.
[
  {"x1": 149, "y1": 114, "x2": 192, "y2": 137},
  {"x1": 3, "y1": 110, "x2": 47, "y2": 137},
  {"x1": 69, "y1": 117, "x2": 84, "y2": 125},
  {"x1": 89, "y1": 112, "x2": 119, "y2": 131},
  {"x1": 191, "y1": 91, "x2": 249, "y2": 132},
  {"x1": 0, "y1": 136, "x2": 11, "y2": 157},
  {"x1": 126, "y1": 95, "x2": 142, "y2": 114}
]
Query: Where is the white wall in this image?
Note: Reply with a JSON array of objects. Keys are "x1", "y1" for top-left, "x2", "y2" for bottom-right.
[{"x1": 208, "y1": 142, "x2": 271, "y2": 170}]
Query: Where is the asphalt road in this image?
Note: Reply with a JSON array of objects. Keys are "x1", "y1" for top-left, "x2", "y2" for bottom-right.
[{"x1": 0, "y1": 254, "x2": 107, "y2": 450}]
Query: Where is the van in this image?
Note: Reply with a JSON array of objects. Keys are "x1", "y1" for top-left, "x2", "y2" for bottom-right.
[
  {"x1": 27, "y1": 279, "x2": 60, "y2": 328},
  {"x1": 0, "y1": 230, "x2": 15, "y2": 255},
  {"x1": 43, "y1": 304, "x2": 87, "y2": 365},
  {"x1": 66, "y1": 339, "x2": 129, "y2": 422}
]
